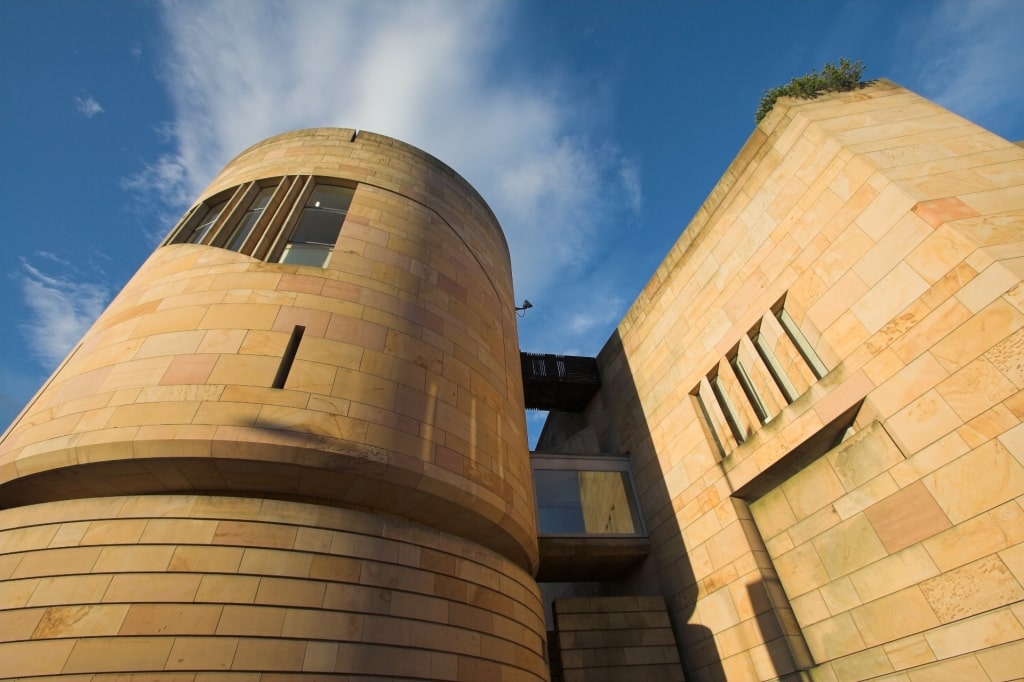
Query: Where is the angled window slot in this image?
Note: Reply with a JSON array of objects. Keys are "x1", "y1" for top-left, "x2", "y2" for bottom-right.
[{"x1": 272, "y1": 325, "x2": 306, "y2": 389}]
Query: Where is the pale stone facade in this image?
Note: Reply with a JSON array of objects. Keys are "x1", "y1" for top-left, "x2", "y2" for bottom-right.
[
  {"x1": 539, "y1": 80, "x2": 1024, "y2": 680},
  {"x1": 0, "y1": 130, "x2": 547, "y2": 680},
  {"x1": 1, "y1": 81, "x2": 1022, "y2": 681}
]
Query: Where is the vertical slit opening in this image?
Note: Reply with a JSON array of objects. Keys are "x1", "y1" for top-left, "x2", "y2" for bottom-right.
[
  {"x1": 710, "y1": 373, "x2": 746, "y2": 444},
  {"x1": 692, "y1": 387, "x2": 727, "y2": 460},
  {"x1": 752, "y1": 332, "x2": 799, "y2": 403},
  {"x1": 777, "y1": 308, "x2": 828, "y2": 379},
  {"x1": 273, "y1": 325, "x2": 305, "y2": 389},
  {"x1": 730, "y1": 354, "x2": 770, "y2": 424}
]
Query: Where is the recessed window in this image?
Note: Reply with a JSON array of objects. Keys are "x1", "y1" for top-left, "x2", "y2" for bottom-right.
[
  {"x1": 225, "y1": 186, "x2": 275, "y2": 252},
  {"x1": 710, "y1": 372, "x2": 746, "y2": 444},
  {"x1": 753, "y1": 331, "x2": 800, "y2": 403},
  {"x1": 730, "y1": 354, "x2": 770, "y2": 424},
  {"x1": 777, "y1": 308, "x2": 828, "y2": 379},
  {"x1": 532, "y1": 456, "x2": 644, "y2": 536},
  {"x1": 280, "y1": 185, "x2": 354, "y2": 267},
  {"x1": 186, "y1": 200, "x2": 228, "y2": 244},
  {"x1": 164, "y1": 177, "x2": 356, "y2": 268}
]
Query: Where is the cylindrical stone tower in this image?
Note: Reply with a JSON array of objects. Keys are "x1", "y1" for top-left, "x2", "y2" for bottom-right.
[{"x1": 0, "y1": 129, "x2": 546, "y2": 680}]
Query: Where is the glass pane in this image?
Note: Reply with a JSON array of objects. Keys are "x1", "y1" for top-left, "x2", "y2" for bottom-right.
[
  {"x1": 187, "y1": 201, "x2": 226, "y2": 244},
  {"x1": 280, "y1": 243, "x2": 331, "y2": 267},
  {"x1": 534, "y1": 469, "x2": 585, "y2": 533},
  {"x1": 227, "y1": 187, "x2": 275, "y2": 251},
  {"x1": 538, "y1": 506, "x2": 586, "y2": 534},
  {"x1": 579, "y1": 471, "x2": 638, "y2": 534},
  {"x1": 227, "y1": 213, "x2": 259, "y2": 251},
  {"x1": 251, "y1": 186, "x2": 274, "y2": 210},
  {"x1": 753, "y1": 332, "x2": 799, "y2": 402},
  {"x1": 307, "y1": 185, "x2": 354, "y2": 211},
  {"x1": 777, "y1": 308, "x2": 828, "y2": 378},
  {"x1": 731, "y1": 355, "x2": 769, "y2": 423},
  {"x1": 292, "y1": 208, "x2": 344, "y2": 245}
]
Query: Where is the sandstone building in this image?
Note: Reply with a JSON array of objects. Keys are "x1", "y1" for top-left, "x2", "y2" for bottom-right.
[{"x1": 1, "y1": 80, "x2": 1022, "y2": 681}]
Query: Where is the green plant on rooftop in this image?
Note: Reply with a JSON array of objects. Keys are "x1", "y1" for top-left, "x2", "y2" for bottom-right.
[{"x1": 755, "y1": 58, "x2": 867, "y2": 123}]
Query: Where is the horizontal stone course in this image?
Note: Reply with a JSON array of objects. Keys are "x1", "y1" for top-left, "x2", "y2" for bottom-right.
[{"x1": 0, "y1": 495, "x2": 546, "y2": 680}]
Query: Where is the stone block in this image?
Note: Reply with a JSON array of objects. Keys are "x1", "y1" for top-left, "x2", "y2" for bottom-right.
[
  {"x1": 887, "y1": 390, "x2": 963, "y2": 455},
  {"x1": 976, "y1": 638, "x2": 1024, "y2": 681},
  {"x1": 919, "y1": 555, "x2": 1024, "y2": 623},
  {"x1": 103, "y1": 573, "x2": 201, "y2": 603},
  {"x1": 936, "y1": 357, "x2": 1017, "y2": 422},
  {"x1": 26, "y1": 575, "x2": 112, "y2": 607},
  {"x1": 930, "y1": 298, "x2": 1024, "y2": 374},
  {"x1": 905, "y1": 654, "x2": 990, "y2": 682},
  {"x1": 119, "y1": 603, "x2": 222, "y2": 636},
  {"x1": 164, "y1": 636, "x2": 241, "y2": 671},
  {"x1": 848, "y1": 544, "x2": 940, "y2": 604},
  {"x1": 774, "y1": 540, "x2": 831, "y2": 597},
  {"x1": 813, "y1": 514, "x2": 888, "y2": 580},
  {"x1": 803, "y1": 612, "x2": 866, "y2": 661},
  {"x1": 863, "y1": 481, "x2": 951, "y2": 553},
  {"x1": 62, "y1": 636, "x2": 175, "y2": 673},
  {"x1": 923, "y1": 438, "x2": 1024, "y2": 524},
  {"x1": 849, "y1": 586, "x2": 940, "y2": 647},
  {"x1": 832, "y1": 646, "x2": 894, "y2": 682},
  {"x1": 923, "y1": 607, "x2": 1024, "y2": 660},
  {"x1": 0, "y1": 640, "x2": 76, "y2": 677},
  {"x1": 882, "y1": 634, "x2": 935, "y2": 671}
]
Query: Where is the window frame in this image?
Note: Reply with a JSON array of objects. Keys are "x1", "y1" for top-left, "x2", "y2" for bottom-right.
[
  {"x1": 530, "y1": 453, "x2": 647, "y2": 538},
  {"x1": 271, "y1": 178, "x2": 356, "y2": 268}
]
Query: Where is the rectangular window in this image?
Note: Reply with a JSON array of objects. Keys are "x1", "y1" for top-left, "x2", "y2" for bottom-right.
[
  {"x1": 226, "y1": 186, "x2": 275, "y2": 252},
  {"x1": 777, "y1": 308, "x2": 828, "y2": 379},
  {"x1": 532, "y1": 456, "x2": 644, "y2": 536},
  {"x1": 186, "y1": 200, "x2": 227, "y2": 244},
  {"x1": 753, "y1": 331, "x2": 800, "y2": 403},
  {"x1": 692, "y1": 384, "x2": 728, "y2": 459},
  {"x1": 730, "y1": 354, "x2": 770, "y2": 424},
  {"x1": 710, "y1": 372, "x2": 746, "y2": 444},
  {"x1": 280, "y1": 185, "x2": 354, "y2": 267}
]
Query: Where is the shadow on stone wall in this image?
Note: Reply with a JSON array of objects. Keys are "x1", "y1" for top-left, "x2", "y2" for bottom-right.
[{"x1": 537, "y1": 330, "x2": 726, "y2": 681}]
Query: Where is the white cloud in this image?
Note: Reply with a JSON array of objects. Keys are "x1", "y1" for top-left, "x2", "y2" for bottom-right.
[
  {"x1": 619, "y1": 159, "x2": 643, "y2": 216},
  {"x1": 907, "y1": 0, "x2": 1024, "y2": 135},
  {"x1": 16, "y1": 259, "x2": 111, "y2": 367},
  {"x1": 73, "y1": 94, "x2": 104, "y2": 118},
  {"x1": 136, "y1": 0, "x2": 641, "y2": 312}
]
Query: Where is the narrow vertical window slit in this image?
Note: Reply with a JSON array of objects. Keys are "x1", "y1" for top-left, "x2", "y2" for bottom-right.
[
  {"x1": 730, "y1": 355, "x2": 770, "y2": 424},
  {"x1": 273, "y1": 325, "x2": 305, "y2": 389},
  {"x1": 692, "y1": 387, "x2": 727, "y2": 460},
  {"x1": 776, "y1": 308, "x2": 828, "y2": 379},
  {"x1": 711, "y1": 374, "x2": 746, "y2": 444}
]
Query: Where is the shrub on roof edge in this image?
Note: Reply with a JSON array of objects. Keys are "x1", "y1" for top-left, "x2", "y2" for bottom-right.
[{"x1": 755, "y1": 58, "x2": 867, "y2": 124}]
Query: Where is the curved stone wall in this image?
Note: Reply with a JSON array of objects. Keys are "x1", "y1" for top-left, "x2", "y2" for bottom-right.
[
  {"x1": 0, "y1": 128, "x2": 535, "y2": 571},
  {"x1": 0, "y1": 495, "x2": 547, "y2": 679}
]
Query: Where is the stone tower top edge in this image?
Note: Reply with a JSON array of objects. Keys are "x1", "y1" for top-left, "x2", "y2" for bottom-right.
[{"x1": 204, "y1": 127, "x2": 506, "y2": 244}]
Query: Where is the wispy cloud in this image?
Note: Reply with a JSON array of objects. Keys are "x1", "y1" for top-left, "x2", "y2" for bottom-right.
[
  {"x1": 16, "y1": 259, "x2": 111, "y2": 367},
  {"x1": 133, "y1": 0, "x2": 640, "y2": 331},
  {"x1": 73, "y1": 94, "x2": 104, "y2": 118},
  {"x1": 906, "y1": 0, "x2": 1024, "y2": 136}
]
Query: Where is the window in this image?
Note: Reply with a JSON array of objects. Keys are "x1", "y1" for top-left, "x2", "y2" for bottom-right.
[
  {"x1": 777, "y1": 308, "x2": 828, "y2": 379},
  {"x1": 710, "y1": 371, "x2": 746, "y2": 444},
  {"x1": 279, "y1": 185, "x2": 354, "y2": 267},
  {"x1": 753, "y1": 330, "x2": 800, "y2": 403},
  {"x1": 164, "y1": 176, "x2": 357, "y2": 268},
  {"x1": 730, "y1": 353, "x2": 770, "y2": 424},
  {"x1": 532, "y1": 455, "x2": 644, "y2": 536},
  {"x1": 692, "y1": 297, "x2": 832, "y2": 457},
  {"x1": 186, "y1": 200, "x2": 228, "y2": 244},
  {"x1": 225, "y1": 186, "x2": 275, "y2": 252}
]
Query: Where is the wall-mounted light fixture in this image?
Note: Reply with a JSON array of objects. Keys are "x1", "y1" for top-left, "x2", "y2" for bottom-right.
[{"x1": 515, "y1": 300, "x2": 533, "y2": 317}]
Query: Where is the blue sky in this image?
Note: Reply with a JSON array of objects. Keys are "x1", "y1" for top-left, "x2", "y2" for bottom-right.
[{"x1": 2, "y1": 0, "x2": 1023, "y2": 442}]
